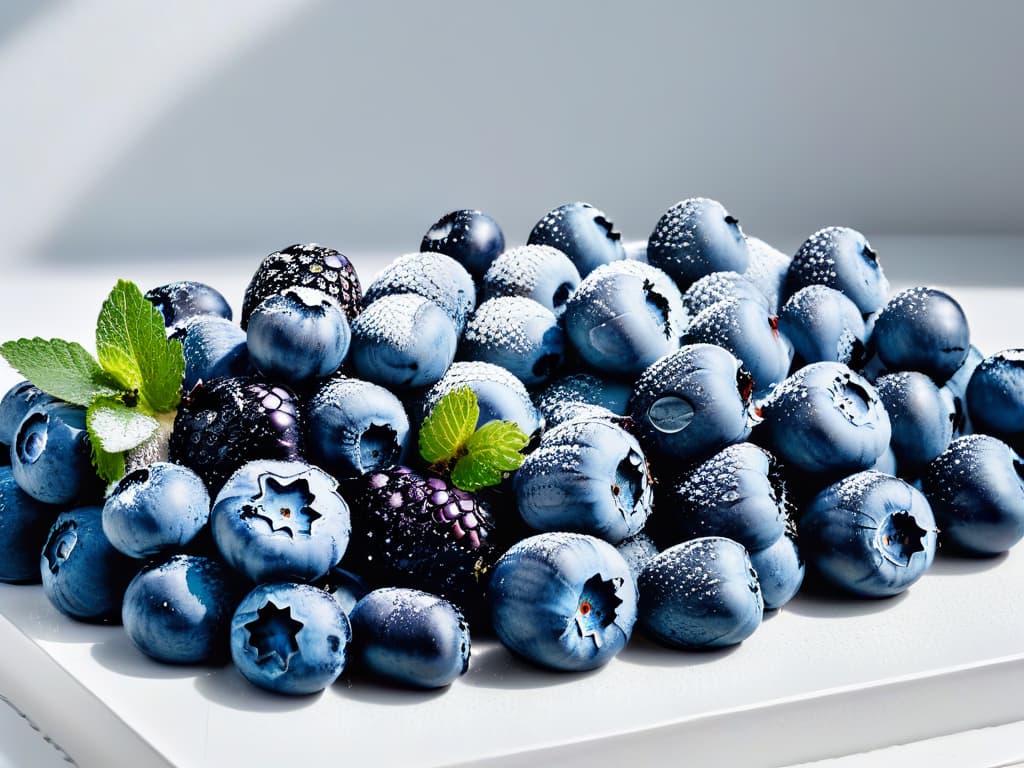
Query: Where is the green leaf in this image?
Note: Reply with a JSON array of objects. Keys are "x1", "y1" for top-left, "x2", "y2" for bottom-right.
[
  {"x1": 450, "y1": 420, "x2": 529, "y2": 492},
  {"x1": 90, "y1": 438, "x2": 126, "y2": 484},
  {"x1": 0, "y1": 337, "x2": 124, "y2": 407},
  {"x1": 95, "y1": 279, "x2": 184, "y2": 413},
  {"x1": 418, "y1": 387, "x2": 479, "y2": 465},
  {"x1": 86, "y1": 397, "x2": 160, "y2": 453}
]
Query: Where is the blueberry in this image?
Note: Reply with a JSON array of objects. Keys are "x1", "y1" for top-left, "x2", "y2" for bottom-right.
[
  {"x1": 778, "y1": 285, "x2": 867, "y2": 367},
  {"x1": 923, "y1": 435, "x2": 1024, "y2": 555},
  {"x1": 145, "y1": 281, "x2": 232, "y2": 327},
  {"x1": 489, "y1": 532, "x2": 637, "y2": 671},
  {"x1": 230, "y1": 581, "x2": 351, "y2": 695},
  {"x1": 743, "y1": 236, "x2": 791, "y2": 314},
  {"x1": 749, "y1": 532, "x2": 804, "y2": 610},
  {"x1": 623, "y1": 239, "x2": 648, "y2": 262},
  {"x1": 563, "y1": 260, "x2": 687, "y2": 376},
  {"x1": 0, "y1": 381, "x2": 54, "y2": 447},
  {"x1": 682, "y1": 297, "x2": 792, "y2": 397},
  {"x1": 122, "y1": 554, "x2": 244, "y2": 664},
  {"x1": 874, "y1": 371, "x2": 953, "y2": 474},
  {"x1": 785, "y1": 227, "x2": 889, "y2": 314},
  {"x1": 615, "y1": 531, "x2": 659, "y2": 585},
  {"x1": 658, "y1": 443, "x2": 789, "y2": 552},
  {"x1": 349, "y1": 587, "x2": 470, "y2": 689},
  {"x1": 757, "y1": 362, "x2": 890, "y2": 476},
  {"x1": 211, "y1": 460, "x2": 351, "y2": 583},
  {"x1": 527, "y1": 202, "x2": 626, "y2": 277},
  {"x1": 460, "y1": 297, "x2": 565, "y2": 387},
  {"x1": 12, "y1": 402, "x2": 100, "y2": 506},
  {"x1": 943, "y1": 344, "x2": 984, "y2": 437},
  {"x1": 421, "y1": 209, "x2": 505, "y2": 281},
  {"x1": 363, "y1": 252, "x2": 476, "y2": 335},
  {"x1": 305, "y1": 377, "x2": 410, "y2": 480},
  {"x1": 637, "y1": 537, "x2": 763, "y2": 649},
  {"x1": 40, "y1": 505, "x2": 137, "y2": 623},
  {"x1": 0, "y1": 466, "x2": 60, "y2": 583},
  {"x1": 515, "y1": 417, "x2": 652, "y2": 543},
  {"x1": 350, "y1": 294, "x2": 458, "y2": 391},
  {"x1": 629, "y1": 344, "x2": 755, "y2": 464},
  {"x1": 682, "y1": 271, "x2": 768, "y2": 317},
  {"x1": 533, "y1": 372, "x2": 633, "y2": 428},
  {"x1": 800, "y1": 471, "x2": 936, "y2": 597},
  {"x1": 871, "y1": 287, "x2": 970, "y2": 384},
  {"x1": 966, "y1": 350, "x2": 1024, "y2": 452},
  {"x1": 172, "y1": 316, "x2": 250, "y2": 391},
  {"x1": 420, "y1": 361, "x2": 541, "y2": 438},
  {"x1": 647, "y1": 197, "x2": 750, "y2": 289},
  {"x1": 481, "y1": 245, "x2": 581, "y2": 317},
  {"x1": 102, "y1": 462, "x2": 211, "y2": 559},
  {"x1": 318, "y1": 565, "x2": 370, "y2": 615}
]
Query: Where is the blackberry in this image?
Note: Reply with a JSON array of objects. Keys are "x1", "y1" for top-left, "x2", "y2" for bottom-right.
[
  {"x1": 241, "y1": 243, "x2": 362, "y2": 328},
  {"x1": 169, "y1": 377, "x2": 302, "y2": 494}
]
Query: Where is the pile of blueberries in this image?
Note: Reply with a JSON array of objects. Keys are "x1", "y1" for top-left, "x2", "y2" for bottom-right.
[{"x1": 2, "y1": 198, "x2": 1024, "y2": 695}]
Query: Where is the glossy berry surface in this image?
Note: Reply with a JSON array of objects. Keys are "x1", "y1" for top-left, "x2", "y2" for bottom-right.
[
  {"x1": 785, "y1": 227, "x2": 889, "y2": 314},
  {"x1": 800, "y1": 471, "x2": 936, "y2": 598},
  {"x1": 212, "y1": 460, "x2": 351, "y2": 584},
  {"x1": 749, "y1": 532, "x2": 803, "y2": 610},
  {"x1": 943, "y1": 344, "x2": 984, "y2": 438},
  {"x1": 778, "y1": 285, "x2": 867, "y2": 367},
  {"x1": 871, "y1": 287, "x2": 970, "y2": 384},
  {"x1": 363, "y1": 252, "x2": 476, "y2": 336},
  {"x1": 966, "y1": 350, "x2": 1024, "y2": 452},
  {"x1": 533, "y1": 372, "x2": 633, "y2": 428},
  {"x1": 682, "y1": 271, "x2": 768, "y2": 316},
  {"x1": 122, "y1": 554, "x2": 243, "y2": 664},
  {"x1": 0, "y1": 381, "x2": 54, "y2": 447},
  {"x1": 647, "y1": 197, "x2": 750, "y2": 289},
  {"x1": 460, "y1": 297, "x2": 565, "y2": 387},
  {"x1": 743, "y1": 236, "x2": 791, "y2": 313},
  {"x1": 527, "y1": 202, "x2": 625, "y2": 277},
  {"x1": 874, "y1": 371, "x2": 953, "y2": 474},
  {"x1": 12, "y1": 402, "x2": 99, "y2": 505},
  {"x1": 145, "y1": 281, "x2": 232, "y2": 327},
  {"x1": 638, "y1": 537, "x2": 763, "y2": 649},
  {"x1": 421, "y1": 209, "x2": 505, "y2": 280},
  {"x1": 420, "y1": 361, "x2": 541, "y2": 438},
  {"x1": 481, "y1": 244, "x2": 581, "y2": 317},
  {"x1": 173, "y1": 316, "x2": 250, "y2": 391},
  {"x1": 489, "y1": 532, "x2": 637, "y2": 672},
  {"x1": 349, "y1": 587, "x2": 470, "y2": 689},
  {"x1": 102, "y1": 462, "x2": 210, "y2": 559},
  {"x1": 230, "y1": 581, "x2": 351, "y2": 695},
  {"x1": 923, "y1": 435, "x2": 1024, "y2": 555},
  {"x1": 0, "y1": 465, "x2": 60, "y2": 583}
]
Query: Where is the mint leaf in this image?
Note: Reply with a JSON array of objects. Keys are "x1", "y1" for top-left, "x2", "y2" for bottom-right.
[
  {"x1": 0, "y1": 337, "x2": 124, "y2": 407},
  {"x1": 86, "y1": 397, "x2": 160, "y2": 453},
  {"x1": 90, "y1": 438, "x2": 126, "y2": 484},
  {"x1": 419, "y1": 387, "x2": 479, "y2": 466},
  {"x1": 450, "y1": 420, "x2": 529, "y2": 492},
  {"x1": 95, "y1": 280, "x2": 184, "y2": 413}
]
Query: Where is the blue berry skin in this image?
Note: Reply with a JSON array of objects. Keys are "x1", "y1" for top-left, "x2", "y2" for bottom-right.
[
  {"x1": 231, "y1": 581, "x2": 351, "y2": 695},
  {"x1": 638, "y1": 537, "x2": 763, "y2": 649},
  {"x1": 943, "y1": 344, "x2": 983, "y2": 437},
  {"x1": 247, "y1": 287, "x2": 350, "y2": 384},
  {"x1": 871, "y1": 287, "x2": 970, "y2": 384},
  {"x1": 629, "y1": 344, "x2": 754, "y2": 464},
  {"x1": 616, "y1": 531, "x2": 659, "y2": 585},
  {"x1": 364, "y1": 252, "x2": 476, "y2": 336},
  {"x1": 682, "y1": 297, "x2": 792, "y2": 397},
  {"x1": 489, "y1": 532, "x2": 637, "y2": 672},
  {"x1": 319, "y1": 565, "x2": 369, "y2": 615},
  {"x1": 305, "y1": 377, "x2": 410, "y2": 480},
  {"x1": 0, "y1": 466, "x2": 60, "y2": 583},
  {"x1": 421, "y1": 361, "x2": 541, "y2": 438},
  {"x1": 659, "y1": 443, "x2": 789, "y2": 553},
  {"x1": 778, "y1": 285, "x2": 867, "y2": 368},
  {"x1": 421, "y1": 209, "x2": 505, "y2": 281},
  {"x1": 874, "y1": 371, "x2": 953, "y2": 474},
  {"x1": 757, "y1": 362, "x2": 891, "y2": 476},
  {"x1": 146, "y1": 281, "x2": 232, "y2": 327},
  {"x1": 647, "y1": 198, "x2": 750, "y2": 290},
  {"x1": 527, "y1": 202, "x2": 626, "y2": 278},
  {"x1": 349, "y1": 587, "x2": 470, "y2": 689},
  {"x1": 515, "y1": 417, "x2": 652, "y2": 544},
  {"x1": 563, "y1": 260, "x2": 687, "y2": 377},
  {"x1": 102, "y1": 463, "x2": 211, "y2": 559},
  {"x1": 750, "y1": 532, "x2": 803, "y2": 610},
  {"x1": 0, "y1": 382, "x2": 54, "y2": 447},
  {"x1": 40, "y1": 505, "x2": 137, "y2": 623},
  {"x1": 460, "y1": 297, "x2": 565, "y2": 387},
  {"x1": 122, "y1": 554, "x2": 244, "y2": 664},
  {"x1": 966, "y1": 350, "x2": 1024, "y2": 452},
  {"x1": 682, "y1": 271, "x2": 768, "y2": 317},
  {"x1": 533, "y1": 372, "x2": 633, "y2": 427},
  {"x1": 800, "y1": 471, "x2": 937, "y2": 598},
  {"x1": 623, "y1": 240, "x2": 648, "y2": 263},
  {"x1": 211, "y1": 460, "x2": 351, "y2": 584},
  {"x1": 923, "y1": 435, "x2": 1024, "y2": 555},
  {"x1": 482, "y1": 245, "x2": 581, "y2": 318},
  {"x1": 173, "y1": 316, "x2": 250, "y2": 391},
  {"x1": 12, "y1": 403, "x2": 100, "y2": 506},
  {"x1": 350, "y1": 294, "x2": 458, "y2": 391},
  {"x1": 743, "y1": 236, "x2": 791, "y2": 314},
  {"x1": 784, "y1": 227, "x2": 889, "y2": 314}
]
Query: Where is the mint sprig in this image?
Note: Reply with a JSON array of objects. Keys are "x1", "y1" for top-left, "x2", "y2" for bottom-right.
[
  {"x1": 418, "y1": 387, "x2": 529, "y2": 492},
  {"x1": 0, "y1": 280, "x2": 185, "y2": 483}
]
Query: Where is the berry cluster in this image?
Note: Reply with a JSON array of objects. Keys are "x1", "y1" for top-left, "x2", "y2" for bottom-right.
[{"x1": 2, "y1": 201, "x2": 1024, "y2": 695}]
